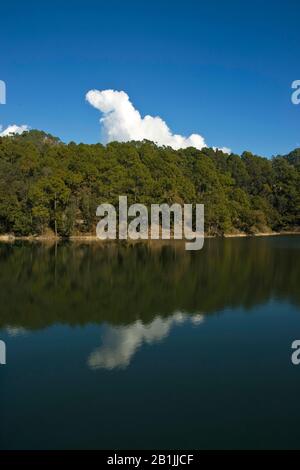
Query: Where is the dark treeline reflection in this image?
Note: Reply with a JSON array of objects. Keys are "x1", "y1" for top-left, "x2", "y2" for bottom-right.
[{"x1": 0, "y1": 236, "x2": 299, "y2": 329}]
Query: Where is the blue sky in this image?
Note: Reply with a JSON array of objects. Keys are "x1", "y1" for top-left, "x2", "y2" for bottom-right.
[{"x1": 0, "y1": 0, "x2": 300, "y2": 156}]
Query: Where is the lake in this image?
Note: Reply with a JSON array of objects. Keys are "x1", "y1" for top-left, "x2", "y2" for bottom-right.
[{"x1": 0, "y1": 236, "x2": 300, "y2": 449}]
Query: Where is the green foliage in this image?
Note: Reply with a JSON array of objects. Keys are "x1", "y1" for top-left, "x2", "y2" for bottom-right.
[{"x1": 0, "y1": 130, "x2": 299, "y2": 236}]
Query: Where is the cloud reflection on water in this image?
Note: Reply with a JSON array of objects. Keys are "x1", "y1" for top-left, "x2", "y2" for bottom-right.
[{"x1": 88, "y1": 312, "x2": 204, "y2": 370}]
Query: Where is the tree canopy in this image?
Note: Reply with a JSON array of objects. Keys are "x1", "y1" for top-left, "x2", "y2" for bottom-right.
[{"x1": 0, "y1": 130, "x2": 299, "y2": 237}]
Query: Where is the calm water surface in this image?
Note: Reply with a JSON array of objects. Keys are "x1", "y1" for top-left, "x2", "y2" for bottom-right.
[{"x1": 0, "y1": 236, "x2": 300, "y2": 449}]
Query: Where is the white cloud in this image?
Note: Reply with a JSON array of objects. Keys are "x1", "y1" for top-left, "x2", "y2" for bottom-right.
[
  {"x1": 0, "y1": 124, "x2": 29, "y2": 137},
  {"x1": 86, "y1": 89, "x2": 230, "y2": 152},
  {"x1": 213, "y1": 146, "x2": 231, "y2": 154}
]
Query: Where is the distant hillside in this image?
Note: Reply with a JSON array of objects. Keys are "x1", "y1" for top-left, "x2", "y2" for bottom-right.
[
  {"x1": 7, "y1": 129, "x2": 62, "y2": 147},
  {"x1": 0, "y1": 130, "x2": 299, "y2": 237},
  {"x1": 283, "y1": 148, "x2": 300, "y2": 170}
]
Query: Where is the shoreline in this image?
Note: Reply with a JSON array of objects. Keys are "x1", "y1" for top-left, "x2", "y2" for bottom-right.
[{"x1": 0, "y1": 230, "x2": 299, "y2": 243}]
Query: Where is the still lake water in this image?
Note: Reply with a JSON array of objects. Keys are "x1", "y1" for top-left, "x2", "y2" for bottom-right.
[{"x1": 0, "y1": 236, "x2": 300, "y2": 449}]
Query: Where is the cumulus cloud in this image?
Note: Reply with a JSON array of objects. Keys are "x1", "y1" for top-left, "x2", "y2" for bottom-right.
[
  {"x1": 86, "y1": 89, "x2": 230, "y2": 152},
  {"x1": 213, "y1": 146, "x2": 231, "y2": 154},
  {"x1": 0, "y1": 124, "x2": 29, "y2": 137}
]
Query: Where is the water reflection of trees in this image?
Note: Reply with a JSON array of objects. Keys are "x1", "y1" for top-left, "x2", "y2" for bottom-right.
[{"x1": 0, "y1": 237, "x2": 299, "y2": 329}]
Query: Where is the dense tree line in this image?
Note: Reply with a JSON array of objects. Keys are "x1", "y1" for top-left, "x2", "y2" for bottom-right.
[{"x1": 0, "y1": 130, "x2": 299, "y2": 237}]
